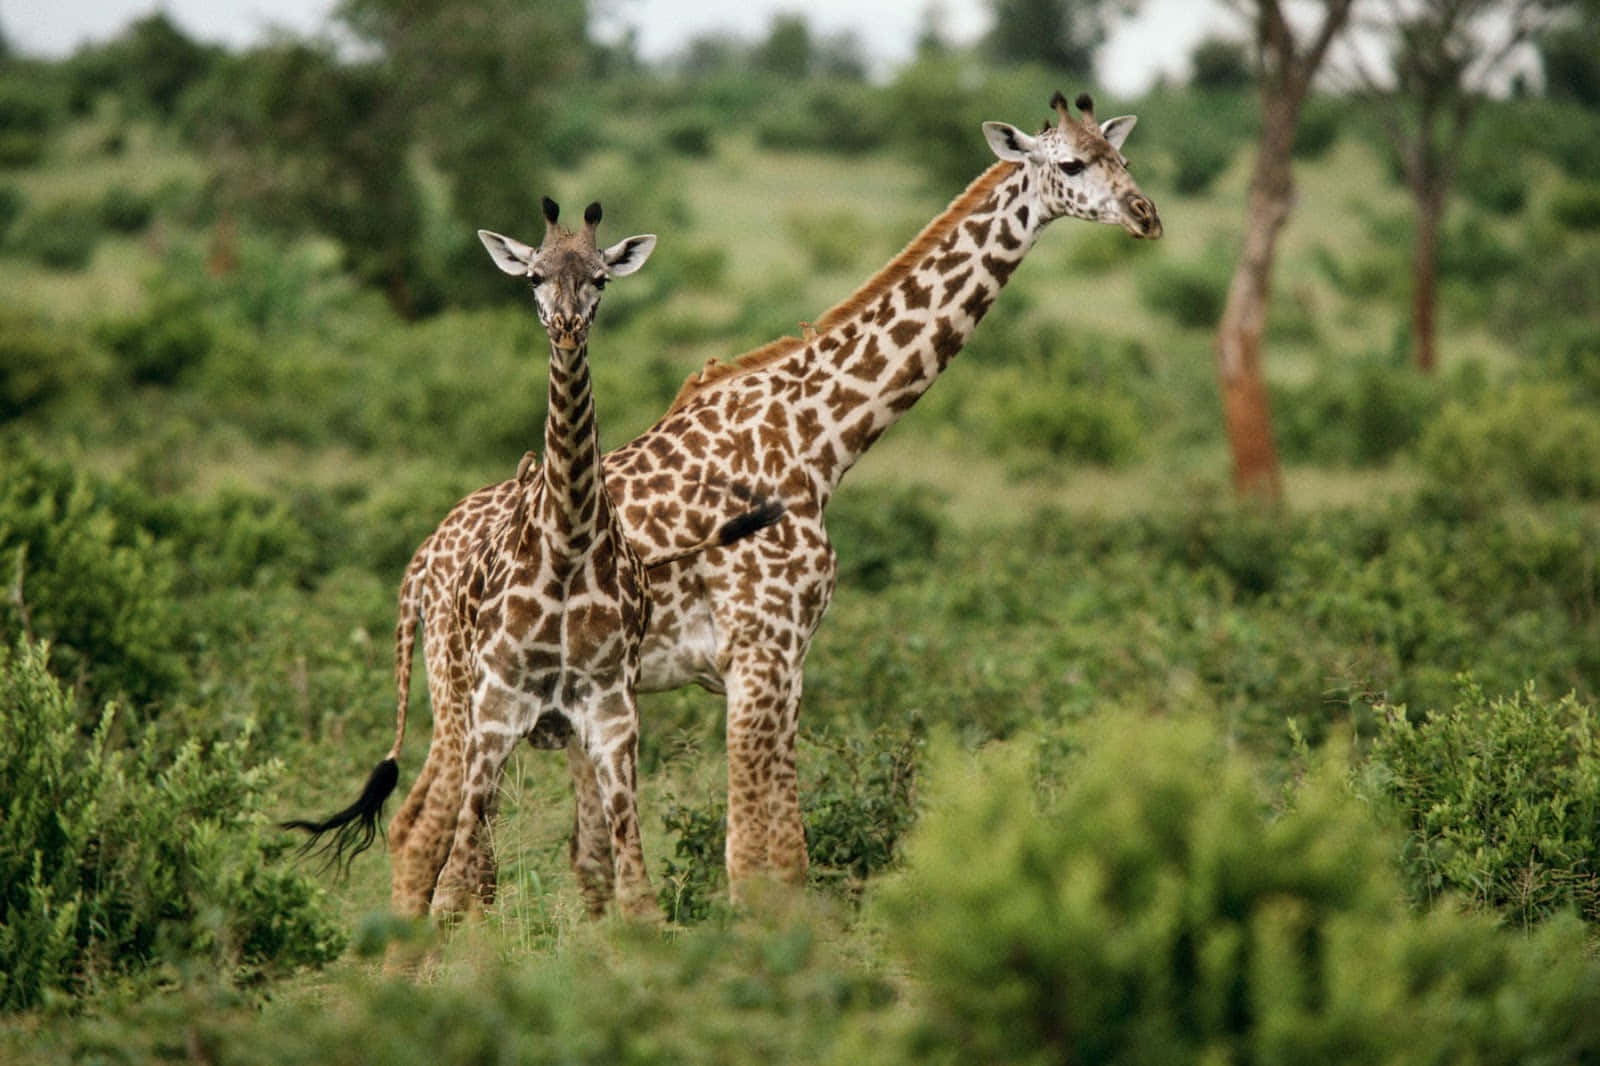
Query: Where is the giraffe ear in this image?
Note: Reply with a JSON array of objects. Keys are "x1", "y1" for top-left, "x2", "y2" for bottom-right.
[
  {"x1": 1099, "y1": 115, "x2": 1138, "y2": 151},
  {"x1": 478, "y1": 230, "x2": 537, "y2": 276},
  {"x1": 601, "y1": 234, "x2": 656, "y2": 277},
  {"x1": 983, "y1": 121, "x2": 1037, "y2": 162}
]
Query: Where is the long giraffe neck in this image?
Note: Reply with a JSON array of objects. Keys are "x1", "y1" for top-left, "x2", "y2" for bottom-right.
[
  {"x1": 800, "y1": 160, "x2": 1038, "y2": 495},
  {"x1": 529, "y1": 337, "x2": 607, "y2": 558}
]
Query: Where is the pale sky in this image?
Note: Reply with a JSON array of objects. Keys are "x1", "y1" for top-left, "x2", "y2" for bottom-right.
[{"x1": 1, "y1": 0, "x2": 1233, "y2": 94}]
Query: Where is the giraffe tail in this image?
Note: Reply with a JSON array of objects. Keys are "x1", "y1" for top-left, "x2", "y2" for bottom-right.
[
  {"x1": 389, "y1": 538, "x2": 429, "y2": 764},
  {"x1": 279, "y1": 538, "x2": 426, "y2": 875},
  {"x1": 280, "y1": 758, "x2": 400, "y2": 877}
]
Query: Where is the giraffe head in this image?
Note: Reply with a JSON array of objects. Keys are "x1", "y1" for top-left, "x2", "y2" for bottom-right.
[
  {"x1": 983, "y1": 91, "x2": 1162, "y2": 239},
  {"x1": 478, "y1": 199, "x2": 656, "y2": 350}
]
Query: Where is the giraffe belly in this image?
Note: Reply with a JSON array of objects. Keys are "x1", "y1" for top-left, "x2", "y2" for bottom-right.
[{"x1": 638, "y1": 589, "x2": 724, "y2": 694}]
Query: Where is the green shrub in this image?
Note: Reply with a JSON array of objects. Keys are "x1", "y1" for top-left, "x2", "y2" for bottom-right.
[
  {"x1": 0, "y1": 309, "x2": 102, "y2": 421},
  {"x1": 0, "y1": 641, "x2": 344, "y2": 1011},
  {"x1": 1189, "y1": 38, "x2": 1252, "y2": 91},
  {"x1": 165, "y1": 917, "x2": 892, "y2": 1066},
  {"x1": 881, "y1": 719, "x2": 1600, "y2": 1065},
  {"x1": 98, "y1": 183, "x2": 155, "y2": 233},
  {"x1": 1458, "y1": 157, "x2": 1527, "y2": 215},
  {"x1": 827, "y1": 484, "x2": 946, "y2": 592},
  {"x1": 0, "y1": 447, "x2": 185, "y2": 715},
  {"x1": 757, "y1": 83, "x2": 888, "y2": 156},
  {"x1": 1549, "y1": 180, "x2": 1600, "y2": 231},
  {"x1": 0, "y1": 78, "x2": 58, "y2": 167},
  {"x1": 96, "y1": 290, "x2": 214, "y2": 386},
  {"x1": 1291, "y1": 94, "x2": 1344, "y2": 160},
  {"x1": 663, "y1": 114, "x2": 715, "y2": 157},
  {"x1": 984, "y1": 382, "x2": 1143, "y2": 469},
  {"x1": 1138, "y1": 254, "x2": 1228, "y2": 328},
  {"x1": 0, "y1": 182, "x2": 22, "y2": 239},
  {"x1": 785, "y1": 207, "x2": 866, "y2": 273},
  {"x1": 8, "y1": 200, "x2": 102, "y2": 271},
  {"x1": 1438, "y1": 212, "x2": 1523, "y2": 285},
  {"x1": 1364, "y1": 680, "x2": 1600, "y2": 928},
  {"x1": 1417, "y1": 385, "x2": 1600, "y2": 509},
  {"x1": 1273, "y1": 357, "x2": 1438, "y2": 466},
  {"x1": 1167, "y1": 124, "x2": 1235, "y2": 195}
]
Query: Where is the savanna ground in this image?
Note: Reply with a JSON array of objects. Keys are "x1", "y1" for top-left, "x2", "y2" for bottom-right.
[{"x1": 3, "y1": 18, "x2": 1600, "y2": 1063}]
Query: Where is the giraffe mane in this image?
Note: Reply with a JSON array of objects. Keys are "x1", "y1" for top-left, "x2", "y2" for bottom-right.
[{"x1": 664, "y1": 159, "x2": 1020, "y2": 415}]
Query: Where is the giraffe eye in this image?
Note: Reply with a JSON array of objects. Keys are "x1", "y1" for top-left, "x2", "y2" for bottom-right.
[
  {"x1": 1058, "y1": 159, "x2": 1086, "y2": 176},
  {"x1": 528, "y1": 272, "x2": 545, "y2": 287},
  {"x1": 593, "y1": 275, "x2": 608, "y2": 290}
]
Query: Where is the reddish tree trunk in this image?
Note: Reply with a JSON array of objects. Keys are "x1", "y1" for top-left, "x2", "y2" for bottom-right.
[
  {"x1": 1215, "y1": 100, "x2": 1298, "y2": 503},
  {"x1": 1213, "y1": 0, "x2": 1354, "y2": 505}
]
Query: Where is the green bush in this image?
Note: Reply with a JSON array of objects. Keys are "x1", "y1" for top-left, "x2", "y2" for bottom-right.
[
  {"x1": 1274, "y1": 357, "x2": 1438, "y2": 466},
  {"x1": 1189, "y1": 38, "x2": 1252, "y2": 91},
  {"x1": 8, "y1": 200, "x2": 102, "y2": 271},
  {"x1": 0, "y1": 447, "x2": 185, "y2": 715},
  {"x1": 1364, "y1": 680, "x2": 1600, "y2": 928},
  {"x1": 662, "y1": 114, "x2": 715, "y2": 157},
  {"x1": 1138, "y1": 254, "x2": 1228, "y2": 328},
  {"x1": 0, "y1": 77, "x2": 58, "y2": 167},
  {"x1": 786, "y1": 207, "x2": 866, "y2": 273},
  {"x1": 1291, "y1": 94, "x2": 1344, "y2": 160},
  {"x1": 98, "y1": 183, "x2": 155, "y2": 233},
  {"x1": 1549, "y1": 180, "x2": 1600, "y2": 231},
  {"x1": 827, "y1": 484, "x2": 946, "y2": 592},
  {"x1": 1438, "y1": 212, "x2": 1523, "y2": 286},
  {"x1": 0, "y1": 308, "x2": 103, "y2": 421},
  {"x1": 1458, "y1": 157, "x2": 1527, "y2": 215},
  {"x1": 96, "y1": 290, "x2": 214, "y2": 386},
  {"x1": 1417, "y1": 385, "x2": 1600, "y2": 510},
  {"x1": 0, "y1": 182, "x2": 22, "y2": 239},
  {"x1": 984, "y1": 382, "x2": 1143, "y2": 468},
  {"x1": 0, "y1": 641, "x2": 344, "y2": 1011},
  {"x1": 881, "y1": 719, "x2": 1600, "y2": 1065},
  {"x1": 1167, "y1": 124, "x2": 1236, "y2": 195}
]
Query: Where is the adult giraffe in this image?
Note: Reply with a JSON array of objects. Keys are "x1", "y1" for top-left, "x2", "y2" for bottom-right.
[{"x1": 388, "y1": 91, "x2": 1161, "y2": 909}]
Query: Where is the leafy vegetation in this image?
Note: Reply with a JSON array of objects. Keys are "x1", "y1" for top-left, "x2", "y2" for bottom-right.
[{"x1": 2, "y1": 5, "x2": 1599, "y2": 1062}]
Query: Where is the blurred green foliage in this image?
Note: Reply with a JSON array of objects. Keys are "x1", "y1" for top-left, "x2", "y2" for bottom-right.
[{"x1": 883, "y1": 720, "x2": 1600, "y2": 1065}]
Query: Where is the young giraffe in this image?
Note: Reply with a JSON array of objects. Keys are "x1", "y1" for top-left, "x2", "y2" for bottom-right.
[
  {"x1": 286, "y1": 198, "x2": 784, "y2": 919},
  {"x1": 386, "y1": 91, "x2": 1161, "y2": 910}
]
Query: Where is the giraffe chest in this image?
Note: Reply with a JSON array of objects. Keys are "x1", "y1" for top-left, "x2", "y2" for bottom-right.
[{"x1": 472, "y1": 532, "x2": 649, "y2": 702}]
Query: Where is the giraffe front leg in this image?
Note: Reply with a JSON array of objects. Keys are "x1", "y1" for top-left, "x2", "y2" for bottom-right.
[
  {"x1": 432, "y1": 712, "x2": 519, "y2": 920},
  {"x1": 565, "y1": 736, "x2": 616, "y2": 917},
  {"x1": 724, "y1": 650, "x2": 808, "y2": 903},
  {"x1": 582, "y1": 693, "x2": 658, "y2": 921},
  {"x1": 766, "y1": 681, "x2": 808, "y2": 888}
]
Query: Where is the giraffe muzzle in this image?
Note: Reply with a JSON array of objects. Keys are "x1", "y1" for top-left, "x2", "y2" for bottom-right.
[
  {"x1": 547, "y1": 315, "x2": 586, "y2": 350},
  {"x1": 1124, "y1": 195, "x2": 1162, "y2": 239}
]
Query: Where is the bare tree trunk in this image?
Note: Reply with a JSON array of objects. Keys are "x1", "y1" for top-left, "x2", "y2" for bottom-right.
[
  {"x1": 1411, "y1": 183, "x2": 1443, "y2": 374},
  {"x1": 1213, "y1": 0, "x2": 1354, "y2": 505},
  {"x1": 1216, "y1": 128, "x2": 1293, "y2": 501},
  {"x1": 1216, "y1": 83, "x2": 1301, "y2": 502}
]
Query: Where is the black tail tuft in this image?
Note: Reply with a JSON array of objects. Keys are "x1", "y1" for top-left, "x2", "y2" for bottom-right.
[
  {"x1": 280, "y1": 757, "x2": 399, "y2": 878},
  {"x1": 717, "y1": 495, "x2": 787, "y2": 546}
]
